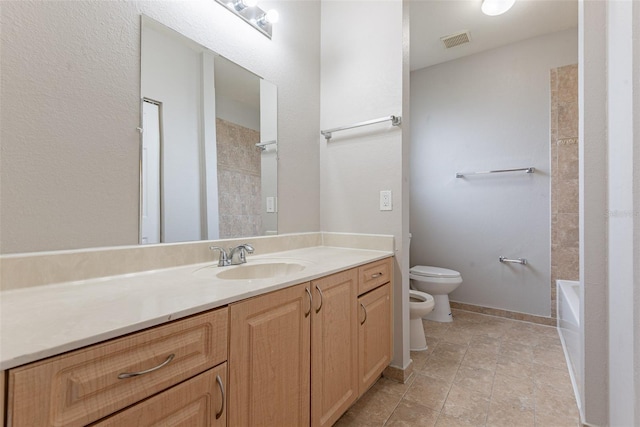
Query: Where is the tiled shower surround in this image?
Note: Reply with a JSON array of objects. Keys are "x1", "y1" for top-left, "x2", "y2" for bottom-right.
[
  {"x1": 216, "y1": 118, "x2": 262, "y2": 238},
  {"x1": 550, "y1": 64, "x2": 579, "y2": 318},
  {"x1": 337, "y1": 310, "x2": 580, "y2": 426}
]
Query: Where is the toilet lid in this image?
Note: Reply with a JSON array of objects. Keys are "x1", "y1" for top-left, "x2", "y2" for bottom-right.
[{"x1": 410, "y1": 265, "x2": 460, "y2": 278}]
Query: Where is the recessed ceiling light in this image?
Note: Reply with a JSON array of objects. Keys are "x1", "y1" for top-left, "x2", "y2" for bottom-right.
[{"x1": 481, "y1": 0, "x2": 516, "y2": 16}]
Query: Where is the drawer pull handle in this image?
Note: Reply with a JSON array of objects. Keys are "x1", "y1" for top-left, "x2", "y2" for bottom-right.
[
  {"x1": 315, "y1": 286, "x2": 324, "y2": 313},
  {"x1": 371, "y1": 272, "x2": 383, "y2": 279},
  {"x1": 215, "y1": 374, "x2": 225, "y2": 419},
  {"x1": 305, "y1": 287, "x2": 313, "y2": 317},
  {"x1": 117, "y1": 353, "x2": 175, "y2": 379},
  {"x1": 360, "y1": 302, "x2": 367, "y2": 325}
]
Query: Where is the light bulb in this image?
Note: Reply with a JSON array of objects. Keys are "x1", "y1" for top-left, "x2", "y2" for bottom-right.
[
  {"x1": 264, "y1": 9, "x2": 279, "y2": 24},
  {"x1": 243, "y1": 0, "x2": 258, "y2": 7},
  {"x1": 481, "y1": 0, "x2": 516, "y2": 16}
]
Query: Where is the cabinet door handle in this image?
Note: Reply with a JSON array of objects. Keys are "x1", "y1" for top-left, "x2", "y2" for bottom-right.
[
  {"x1": 117, "y1": 353, "x2": 175, "y2": 379},
  {"x1": 360, "y1": 302, "x2": 367, "y2": 325},
  {"x1": 215, "y1": 374, "x2": 225, "y2": 419},
  {"x1": 305, "y1": 287, "x2": 313, "y2": 317},
  {"x1": 371, "y1": 272, "x2": 383, "y2": 279},
  {"x1": 315, "y1": 286, "x2": 324, "y2": 313}
]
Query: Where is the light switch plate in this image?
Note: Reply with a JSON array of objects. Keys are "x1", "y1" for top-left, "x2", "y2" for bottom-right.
[{"x1": 380, "y1": 190, "x2": 392, "y2": 211}]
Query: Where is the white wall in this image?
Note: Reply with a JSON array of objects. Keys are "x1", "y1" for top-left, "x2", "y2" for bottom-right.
[
  {"x1": 320, "y1": 0, "x2": 409, "y2": 370},
  {"x1": 0, "y1": 0, "x2": 320, "y2": 254},
  {"x1": 410, "y1": 29, "x2": 577, "y2": 317},
  {"x1": 141, "y1": 23, "x2": 204, "y2": 243}
]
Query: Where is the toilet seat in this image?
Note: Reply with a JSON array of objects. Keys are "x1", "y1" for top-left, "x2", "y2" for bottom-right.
[{"x1": 409, "y1": 265, "x2": 460, "y2": 278}]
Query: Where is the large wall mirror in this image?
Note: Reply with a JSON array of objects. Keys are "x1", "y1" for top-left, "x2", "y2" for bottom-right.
[{"x1": 140, "y1": 16, "x2": 278, "y2": 244}]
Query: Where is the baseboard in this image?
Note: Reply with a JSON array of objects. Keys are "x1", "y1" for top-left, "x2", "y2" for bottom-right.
[
  {"x1": 450, "y1": 301, "x2": 556, "y2": 326},
  {"x1": 382, "y1": 360, "x2": 413, "y2": 383}
]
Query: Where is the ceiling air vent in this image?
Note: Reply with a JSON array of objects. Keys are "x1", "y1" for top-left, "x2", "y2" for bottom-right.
[{"x1": 440, "y1": 31, "x2": 471, "y2": 49}]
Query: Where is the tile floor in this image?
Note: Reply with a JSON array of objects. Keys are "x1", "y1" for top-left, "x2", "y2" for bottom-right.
[{"x1": 336, "y1": 309, "x2": 581, "y2": 427}]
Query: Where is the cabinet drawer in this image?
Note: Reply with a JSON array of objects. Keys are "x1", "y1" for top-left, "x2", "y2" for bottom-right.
[
  {"x1": 358, "y1": 258, "x2": 392, "y2": 295},
  {"x1": 8, "y1": 308, "x2": 228, "y2": 427},
  {"x1": 95, "y1": 363, "x2": 227, "y2": 427}
]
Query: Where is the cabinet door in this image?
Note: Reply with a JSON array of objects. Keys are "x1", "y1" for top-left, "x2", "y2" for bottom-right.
[
  {"x1": 229, "y1": 283, "x2": 311, "y2": 427},
  {"x1": 311, "y1": 269, "x2": 358, "y2": 427},
  {"x1": 358, "y1": 282, "x2": 392, "y2": 396},
  {"x1": 94, "y1": 363, "x2": 227, "y2": 427}
]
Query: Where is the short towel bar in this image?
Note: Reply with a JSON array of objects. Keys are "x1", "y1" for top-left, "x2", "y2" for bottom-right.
[
  {"x1": 499, "y1": 256, "x2": 527, "y2": 265},
  {"x1": 321, "y1": 115, "x2": 402, "y2": 141},
  {"x1": 456, "y1": 167, "x2": 535, "y2": 178}
]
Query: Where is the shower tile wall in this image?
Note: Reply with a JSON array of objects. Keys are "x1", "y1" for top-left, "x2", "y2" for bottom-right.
[
  {"x1": 216, "y1": 118, "x2": 262, "y2": 238},
  {"x1": 550, "y1": 64, "x2": 579, "y2": 318}
]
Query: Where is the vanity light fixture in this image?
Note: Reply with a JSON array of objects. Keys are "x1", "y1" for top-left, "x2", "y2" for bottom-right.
[
  {"x1": 481, "y1": 0, "x2": 516, "y2": 16},
  {"x1": 215, "y1": 0, "x2": 279, "y2": 39}
]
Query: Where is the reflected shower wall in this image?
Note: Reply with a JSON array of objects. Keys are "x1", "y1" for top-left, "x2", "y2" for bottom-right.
[
  {"x1": 550, "y1": 64, "x2": 579, "y2": 318},
  {"x1": 216, "y1": 118, "x2": 262, "y2": 238}
]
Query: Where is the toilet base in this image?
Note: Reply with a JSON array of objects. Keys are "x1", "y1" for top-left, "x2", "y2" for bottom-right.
[
  {"x1": 423, "y1": 294, "x2": 453, "y2": 323},
  {"x1": 410, "y1": 317, "x2": 428, "y2": 351}
]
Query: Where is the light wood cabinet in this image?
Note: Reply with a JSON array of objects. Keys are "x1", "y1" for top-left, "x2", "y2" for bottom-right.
[
  {"x1": 7, "y1": 308, "x2": 228, "y2": 427},
  {"x1": 311, "y1": 269, "x2": 359, "y2": 427},
  {"x1": 6, "y1": 256, "x2": 393, "y2": 427},
  {"x1": 358, "y1": 282, "x2": 392, "y2": 395},
  {"x1": 229, "y1": 283, "x2": 311, "y2": 427},
  {"x1": 94, "y1": 363, "x2": 227, "y2": 427},
  {"x1": 358, "y1": 257, "x2": 392, "y2": 295}
]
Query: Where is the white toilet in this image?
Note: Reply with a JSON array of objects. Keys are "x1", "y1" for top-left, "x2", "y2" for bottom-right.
[
  {"x1": 410, "y1": 266, "x2": 463, "y2": 323},
  {"x1": 409, "y1": 290, "x2": 435, "y2": 351}
]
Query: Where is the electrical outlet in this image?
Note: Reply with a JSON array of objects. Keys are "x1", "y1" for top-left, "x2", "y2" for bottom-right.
[{"x1": 380, "y1": 190, "x2": 392, "y2": 211}]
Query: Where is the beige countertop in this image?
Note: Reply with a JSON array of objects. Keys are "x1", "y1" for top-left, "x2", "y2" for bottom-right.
[{"x1": 0, "y1": 246, "x2": 393, "y2": 370}]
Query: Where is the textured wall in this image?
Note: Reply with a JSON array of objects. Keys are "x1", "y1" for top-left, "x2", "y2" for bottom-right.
[
  {"x1": 216, "y1": 119, "x2": 262, "y2": 238},
  {"x1": 550, "y1": 64, "x2": 579, "y2": 318},
  {"x1": 411, "y1": 29, "x2": 577, "y2": 317},
  {"x1": 0, "y1": 0, "x2": 321, "y2": 254}
]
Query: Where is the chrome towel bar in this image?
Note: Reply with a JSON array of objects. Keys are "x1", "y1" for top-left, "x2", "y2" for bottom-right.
[
  {"x1": 255, "y1": 140, "x2": 277, "y2": 151},
  {"x1": 456, "y1": 167, "x2": 535, "y2": 178},
  {"x1": 499, "y1": 256, "x2": 527, "y2": 265},
  {"x1": 321, "y1": 115, "x2": 402, "y2": 141}
]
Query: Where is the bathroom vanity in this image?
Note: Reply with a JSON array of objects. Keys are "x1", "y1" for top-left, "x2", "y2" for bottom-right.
[{"x1": 1, "y1": 245, "x2": 393, "y2": 426}]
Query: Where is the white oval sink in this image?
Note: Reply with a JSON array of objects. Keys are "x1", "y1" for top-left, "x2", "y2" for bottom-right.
[{"x1": 193, "y1": 259, "x2": 310, "y2": 281}]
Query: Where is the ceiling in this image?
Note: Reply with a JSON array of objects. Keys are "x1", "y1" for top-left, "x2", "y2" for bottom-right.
[{"x1": 410, "y1": 0, "x2": 578, "y2": 71}]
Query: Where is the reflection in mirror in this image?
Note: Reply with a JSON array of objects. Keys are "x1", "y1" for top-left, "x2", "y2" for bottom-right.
[{"x1": 140, "y1": 17, "x2": 277, "y2": 244}]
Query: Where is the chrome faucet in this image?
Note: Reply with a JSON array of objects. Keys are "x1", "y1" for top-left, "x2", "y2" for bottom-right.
[
  {"x1": 209, "y1": 243, "x2": 254, "y2": 267},
  {"x1": 209, "y1": 246, "x2": 231, "y2": 267},
  {"x1": 229, "y1": 243, "x2": 254, "y2": 265}
]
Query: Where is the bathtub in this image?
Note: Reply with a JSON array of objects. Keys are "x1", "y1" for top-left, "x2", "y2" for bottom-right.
[{"x1": 557, "y1": 280, "x2": 583, "y2": 416}]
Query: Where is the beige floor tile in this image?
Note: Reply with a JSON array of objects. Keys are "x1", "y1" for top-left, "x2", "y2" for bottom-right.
[
  {"x1": 403, "y1": 373, "x2": 452, "y2": 412},
  {"x1": 469, "y1": 335, "x2": 503, "y2": 354},
  {"x1": 372, "y1": 374, "x2": 416, "y2": 397},
  {"x1": 431, "y1": 342, "x2": 469, "y2": 363},
  {"x1": 410, "y1": 350, "x2": 430, "y2": 371},
  {"x1": 453, "y1": 365, "x2": 495, "y2": 399},
  {"x1": 441, "y1": 383, "x2": 490, "y2": 425},
  {"x1": 532, "y1": 362, "x2": 571, "y2": 388},
  {"x1": 486, "y1": 399, "x2": 535, "y2": 427},
  {"x1": 461, "y1": 349, "x2": 499, "y2": 371},
  {"x1": 495, "y1": 356, "x2": 533, "y2": 380},
  {"x1": 385, "y1": 399, "x2": 439, "y2": 427},
  {"x1": 434, "y1": 413, "x2": 480, "y2": 426},
  {"x1": 532, "y1": 344, "x2": 567, "y2": 369},
  {"x1": 441, "y1": 329, "x2": 475, "y2": 346},
  {"x1": 500, "y1": 341, "x2": 534, "y2": 362},
  {"x1": 423, "y1": 320, "x2": 453, "y2": 339},
  {"x1": 503, "y1": 329, "x2": 541, "y2": 347},
  {"x1": 417, "y1": 354, "x2": 461, "y2": 382},
  {"x1": 335, "y1": 411, "x2": 385, "y2": 427},
  {"x1": 345, "y1": 386, "x2": 402, "y2": 425},
  {"x1": 491, "y1": 372, "x2": 535, "y2": 410}
]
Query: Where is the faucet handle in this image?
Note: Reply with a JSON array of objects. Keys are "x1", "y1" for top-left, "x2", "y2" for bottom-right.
[{"x1": 209, "y1": 246, "x2": 230, "y2": 267}]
